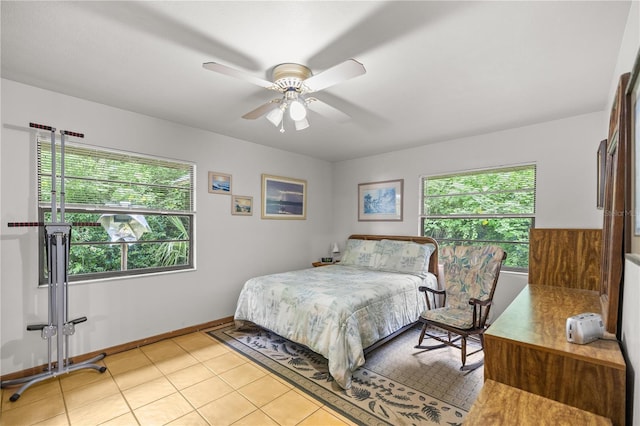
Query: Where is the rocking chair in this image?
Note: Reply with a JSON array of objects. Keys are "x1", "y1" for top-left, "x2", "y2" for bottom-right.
[{"x1": 415, "y1": 245, "x2": 506, "y2": 371}]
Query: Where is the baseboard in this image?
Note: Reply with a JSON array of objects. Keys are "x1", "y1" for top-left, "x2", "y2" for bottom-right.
[{"x1": 0, "y1": 316, "x2": 234, "y2": 382}]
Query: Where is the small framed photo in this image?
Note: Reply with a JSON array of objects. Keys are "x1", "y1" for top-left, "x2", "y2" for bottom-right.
[
  {"x1": 597, "y1": 139, "x2": 607, "y2": 209},
  {"x1": 261, "y1": 174, "x2": 307, "y2": 219},
  {"x1": 208, "y1": 172, "x2": 231, "y2": 194},
  {"x1": 231, "y1": 195, "x2": 253, "y2": 216},
  {"x1": 358, "y1": 179, "x2": 403, "y2": 221}
]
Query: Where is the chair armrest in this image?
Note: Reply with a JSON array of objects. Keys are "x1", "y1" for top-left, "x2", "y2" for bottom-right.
[
  {"x1": 469, "y1": 298, "x2": 492, "y2": 307},
  {"x1": 419, "y1": 286, "x2": 445, "y2": 295},
  {"x1": 469, "y1": 298, "x2": 493, "y2": 328},
  {"x1": 419, "y1": 286, "x2": 445, "y2": 310}
]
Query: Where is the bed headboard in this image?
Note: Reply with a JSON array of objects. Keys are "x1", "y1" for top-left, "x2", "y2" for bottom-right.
[{"x1": 348, "y1": 234, "x2": 439, "y2": 277}]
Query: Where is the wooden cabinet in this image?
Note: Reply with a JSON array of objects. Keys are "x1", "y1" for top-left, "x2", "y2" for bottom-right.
[
  {"x1": 528, "y1": 228, "x2": 602, "y2": 291},
  {"x1": 484, "y1": 285, "x2": 625, "y2": 425},
  {"x1": 481, "y1": 228, "x2": 626, "y2": 424}
]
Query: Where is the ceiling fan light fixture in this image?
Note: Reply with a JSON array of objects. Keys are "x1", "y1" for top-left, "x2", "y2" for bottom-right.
[
  {"x1": 204, "y1": 60, "x2": 366, "y2": 133},
  {"x1": 266, "y1": 105, "x2": 284, "y2": 127},
  {"x1": 294, "y1": 117, "x2": 310, "y2": 131},
  {"x1": 289, "y1": 99, "x2": 307, "y2": 121}
]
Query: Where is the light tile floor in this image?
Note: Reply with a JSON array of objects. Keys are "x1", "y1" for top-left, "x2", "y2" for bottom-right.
[{"x1": 0, "y1": 326, "x2": 356, "y2": 426}]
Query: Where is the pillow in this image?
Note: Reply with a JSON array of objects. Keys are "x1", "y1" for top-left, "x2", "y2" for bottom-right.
[
  {"x1": 374, "y1": 239, "x2": 435, "y2": 277},
  {"x1": 340, "y1": 239, "x2": 380, "y2": 268}
]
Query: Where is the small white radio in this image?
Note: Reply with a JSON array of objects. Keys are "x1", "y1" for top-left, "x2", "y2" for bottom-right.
[{"x1": 566, "y1": 312, "x2": 604, "y2": 344}]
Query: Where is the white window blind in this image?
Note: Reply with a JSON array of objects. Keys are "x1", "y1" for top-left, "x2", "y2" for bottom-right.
[{"x1": 37, "y1": 141, "x2": 194, "y2": 214}]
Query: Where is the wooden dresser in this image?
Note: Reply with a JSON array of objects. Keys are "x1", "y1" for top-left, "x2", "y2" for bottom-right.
[
  {"x1": 484, "y1": 285, "x2": 625, "y2": 425},
  {"x1": 483, "y1": 228, "x2": 626, "y2": 425},
  {"x1": 465, "y1": 380, "x2": 612, "y2": 425}
]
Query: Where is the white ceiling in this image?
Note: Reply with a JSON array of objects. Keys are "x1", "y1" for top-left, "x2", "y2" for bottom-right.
[{"x1": 1, "y1": 1, "x2": 632, "y2": 162}]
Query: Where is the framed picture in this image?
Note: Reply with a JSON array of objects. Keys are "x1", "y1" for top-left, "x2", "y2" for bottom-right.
[
  {"x1": 358, "y1": 179, "x2": 403, "y2": 221},
  {"x1": 208, "y1": 172, "x2": 231, "y2": 194},
  {"x1": 261, "y1": 174, "x2": 307, "y2": 219},
  {"x1": 597, "y1": 139, "x2": 607, "y2": 209},
  {"x1": 600, "y1": 73, "x2": 630, "y2": 336},
  {"x1": 627, "y1": 47, "x2": 640, "y2": 236},
  {"x1": 231, "y1": 195, "x2": 253, "y2": 216}
]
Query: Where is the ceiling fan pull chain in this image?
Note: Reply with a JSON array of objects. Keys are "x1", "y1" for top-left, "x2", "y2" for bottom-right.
[{"x1": 279, "y1": 120, "x2": 285, "y2": 133}]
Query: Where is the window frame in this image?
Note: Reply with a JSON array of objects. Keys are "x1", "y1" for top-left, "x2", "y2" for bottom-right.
[
  {"x1": 36, "y1": 138, "x2": 196, "y2": 284},
  {"x1": 419, "y1": 163, "x2": 536, "y2": 272}
]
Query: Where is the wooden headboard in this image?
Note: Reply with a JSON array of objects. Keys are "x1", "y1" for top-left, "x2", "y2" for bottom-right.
[{"x1": 348, "y1": 234, "x2": 439, "y2": 277}]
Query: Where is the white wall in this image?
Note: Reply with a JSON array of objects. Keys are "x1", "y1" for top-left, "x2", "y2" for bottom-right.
[
  {"x1": 331, "y1": 112, "x2": 606, "y2": 320},
  {"x1": 0, "y1": 79, "x2": 334, "y2": 375}
]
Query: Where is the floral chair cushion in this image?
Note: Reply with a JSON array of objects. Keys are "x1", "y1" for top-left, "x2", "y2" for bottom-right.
[{"x1": 421, "y1": 245, "x2": 505, "y2": 328}]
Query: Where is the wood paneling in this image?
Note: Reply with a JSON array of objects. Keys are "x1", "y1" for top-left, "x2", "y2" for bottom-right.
[
  {"x1": 528, "y1": 228, "x2": 602, "y2": 291},
  {"x1": 484, "y1": 285, "x2": 625, "y2": 426},
  {"x1": 466, "y1": 380, "x2": 612, "y2": 425}
]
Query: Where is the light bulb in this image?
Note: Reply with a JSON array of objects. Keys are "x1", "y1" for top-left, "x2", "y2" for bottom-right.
[
  {"x1": 266, "y1": 107, "x2": 284, "y2": 127},
  {"x1": 289, "y1": 100, "x2": 307, "y2": 121}
]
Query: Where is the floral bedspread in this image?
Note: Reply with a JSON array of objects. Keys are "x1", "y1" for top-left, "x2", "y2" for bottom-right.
[{"x1": 234, "y1": 264, "x2": 435, "y2": 389}]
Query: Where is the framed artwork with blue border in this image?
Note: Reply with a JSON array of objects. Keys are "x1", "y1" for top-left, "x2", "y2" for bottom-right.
[{"x1": 358, "y1": 179, "x2": 403, "y2": 221}]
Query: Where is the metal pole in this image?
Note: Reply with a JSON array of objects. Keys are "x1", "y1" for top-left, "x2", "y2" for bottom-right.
[
  {"x1": 59, "y1": 131, "x2": 65, "y2": 222},
  {"x1": 50, "y1": 129, "x2": 57, "y2": 223}
]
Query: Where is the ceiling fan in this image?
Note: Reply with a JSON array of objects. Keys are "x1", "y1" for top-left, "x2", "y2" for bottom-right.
[{"x1": 202, "y1": 59, "x2": 366, "y2": 132}]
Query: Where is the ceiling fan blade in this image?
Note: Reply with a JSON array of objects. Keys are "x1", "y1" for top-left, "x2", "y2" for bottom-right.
[
  {"x1": 203, "y1": 62, "x2": 275, "y2": 89},
  {"x1": 242, "y1": 99, "x2": 282, "y2": 119},
  {"x1": 303, "y1": 59, "x2": 366, "y2": 93},
  {"x1": 306, "y1": 98, "x2": 351, "y2": 122}
]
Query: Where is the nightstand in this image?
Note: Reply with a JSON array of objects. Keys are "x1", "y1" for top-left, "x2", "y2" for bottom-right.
[{"x1": 312, "y1": 262, "x2": 333, "y2": 267}]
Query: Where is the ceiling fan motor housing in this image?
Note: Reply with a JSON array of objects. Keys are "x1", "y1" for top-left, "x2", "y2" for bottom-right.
[{"x1": 272, "y1": 63, "x2": 313, "y2": 92}]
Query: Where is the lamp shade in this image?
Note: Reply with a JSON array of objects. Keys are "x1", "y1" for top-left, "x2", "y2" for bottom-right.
[
  {"x1": 266, "y1": 107, "x2": 284, "y2": 127},
  {"x1": 294, "y1": 118, "x2": 309, "y2": 131},
  {"x1": 289, "y1": 100, "x2": 307, "y2": 121},
  {"x1": 331, "y1": 242, "x2": 340, "y2": 254}
]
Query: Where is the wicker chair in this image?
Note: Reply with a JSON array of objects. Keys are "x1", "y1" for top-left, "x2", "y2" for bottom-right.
[{"x1": 415, "y1": 245, "x2": 506, "y2": 371}]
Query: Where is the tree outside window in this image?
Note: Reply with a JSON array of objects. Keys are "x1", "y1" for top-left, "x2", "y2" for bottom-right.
[{"x1": 420, "y1": 165, "x2": 536, "y2": 271}]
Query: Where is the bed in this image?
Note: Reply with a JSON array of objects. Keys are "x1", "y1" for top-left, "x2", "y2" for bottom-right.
[{"x1": 233, "y1": 234, "x2": 440, "y2": 389}]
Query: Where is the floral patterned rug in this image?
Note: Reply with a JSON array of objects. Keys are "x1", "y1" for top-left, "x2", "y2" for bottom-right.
[{"x1": 209, "y1": 324, "x2": 481, "y2": 426}]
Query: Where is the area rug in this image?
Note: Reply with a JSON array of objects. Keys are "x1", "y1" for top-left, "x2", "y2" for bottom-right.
[{"x1": 208, "y1": 324, "x2": 483, "y2": 426}]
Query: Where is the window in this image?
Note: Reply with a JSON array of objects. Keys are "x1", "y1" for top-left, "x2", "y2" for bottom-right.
[
  {"x1": 37, "y1": 139, "x2": 195, "y2": 283},
  {"x1": 420, "y1": 164, "x2": 536, "y2": 271}
]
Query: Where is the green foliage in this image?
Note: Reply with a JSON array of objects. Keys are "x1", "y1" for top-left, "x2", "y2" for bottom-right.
[
  {"x1": 39, "y1": 143, "x2": 192, "y2": 211},
  {"x1": 423, "y1": 166, "x2": 536, "y2": 270},
  {"x1": 54, "y1": 212, "x2": 191, "y2": 277},
  {"x1": 147, "y1": 216, "x2": 190, "y2": 267},
  {"x1": 38, "y1": 141, "x2": 193, "y2": 282}
]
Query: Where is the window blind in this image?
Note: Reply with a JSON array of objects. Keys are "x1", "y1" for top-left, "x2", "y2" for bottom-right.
[{"x1": 37, "y1": 140, "x2": 194, "y2": 214}]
